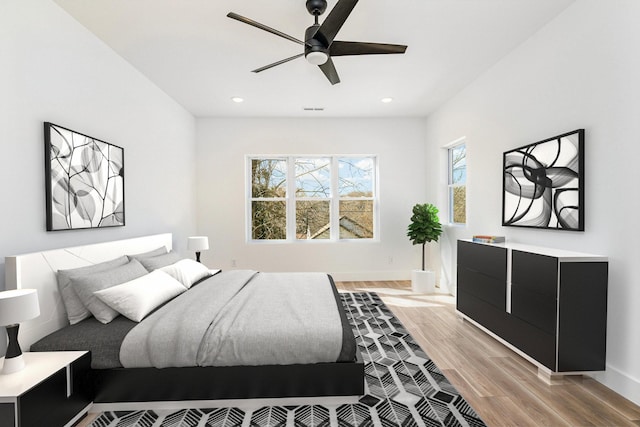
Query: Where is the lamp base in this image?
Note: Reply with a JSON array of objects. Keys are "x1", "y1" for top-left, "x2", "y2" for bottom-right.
[
  {"x1": 2, "y1": 354, "x2": 25, "y2": 375},
  {"x1": 2, "y1": 323, "x2": 25, "y2": 374}
]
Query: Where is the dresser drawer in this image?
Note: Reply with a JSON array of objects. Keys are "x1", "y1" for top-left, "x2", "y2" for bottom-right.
[
  {"x1": 511, "y1": 285, "x2": 557, "y2": 335},
  {"x1": 457, "y1": 267, "x2": 506, "y2": 310},
  {"x1": 457, "y1": 240, "x2": 507, "y2": 281},
  {"x1": 512, "y1": 250, "x2": 558, "y2": 297}
]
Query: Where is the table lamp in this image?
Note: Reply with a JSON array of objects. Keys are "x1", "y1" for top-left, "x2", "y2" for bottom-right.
[
  {"x1": 0, "y1": 289, "x2": 40, "y2": 374},
  {"x1": 187, "y1": 236, "x2": 209, "y2": 263}
]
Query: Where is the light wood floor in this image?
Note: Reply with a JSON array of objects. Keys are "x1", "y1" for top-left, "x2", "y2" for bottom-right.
[
  {"x1": 78, "y1": 281, "x2": 640, "y2": 427},
  {"x1": 338, "y1": 281, "x2": 640, "y2": 427}
]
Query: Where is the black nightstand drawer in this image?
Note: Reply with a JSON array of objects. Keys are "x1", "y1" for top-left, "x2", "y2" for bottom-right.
[
  {"x1": 0, "y1": 352, "x2": 92, "y2": 427},
  {"x1": 21, "y1": 368, "x2": 67, "y2": 427},
  {"x1": 0, "y1": 403, "x2": 15, "y2": 425}
]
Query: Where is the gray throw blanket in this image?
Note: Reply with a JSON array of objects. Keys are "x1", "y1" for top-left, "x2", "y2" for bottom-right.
[{"x1": 120, "y1": 270, "x2": 344, "y2": 368}]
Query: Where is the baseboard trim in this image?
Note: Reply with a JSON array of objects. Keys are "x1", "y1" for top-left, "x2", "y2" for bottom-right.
[
  {"x1": 329, "y1": 270, "x2": 411, "y2": 281},
  {"x1": 590, "y1": 364, "x2": 640, "y2": 406}
]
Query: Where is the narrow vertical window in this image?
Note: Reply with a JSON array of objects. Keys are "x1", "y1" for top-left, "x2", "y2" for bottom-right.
[
  {"x1": 448, "y1": 144, "x2": 466, "y2": 224},
  {"x1": 251, "y1": 158, "x2": 287, "y2": 240},
  {"x1": 295, "y1": 158, "x2": 331, "y2": 240},
  {"x1": 338, "y1": 157, "x2": 375, "y2": 239}
]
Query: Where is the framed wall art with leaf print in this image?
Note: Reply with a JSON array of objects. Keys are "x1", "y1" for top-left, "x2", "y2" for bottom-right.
[{"x1": 44, "y1": 122, "x2": 125, "y2": 231}]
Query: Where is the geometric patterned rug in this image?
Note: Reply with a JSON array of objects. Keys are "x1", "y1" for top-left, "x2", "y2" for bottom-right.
[{"x1": 90, "y1": 292, "x2": 486, "y2": 427}]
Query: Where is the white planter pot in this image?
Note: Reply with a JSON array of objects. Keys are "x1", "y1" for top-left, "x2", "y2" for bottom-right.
[{"x1": 411, "y1": 269, "x2": 435, "y2": 293}]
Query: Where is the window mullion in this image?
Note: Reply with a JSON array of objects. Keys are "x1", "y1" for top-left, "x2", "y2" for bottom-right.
[
  {"x1": 330, "y1": 156, "x2": 339, "y2": 241},
  {"x1": 286, "y1": 156, "x2": 296, "y2": 241},
  {"x1": 246, "y1": 156, "x2": 252, "y2": 241}
]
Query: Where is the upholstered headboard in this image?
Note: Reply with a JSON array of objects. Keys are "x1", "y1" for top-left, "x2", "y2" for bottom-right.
[{"x1": 5, "y1": 233, "x2": 173, "y2": 350}]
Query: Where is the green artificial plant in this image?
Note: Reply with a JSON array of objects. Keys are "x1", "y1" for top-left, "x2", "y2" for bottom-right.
[{"x1": 407, "y1": 203, "x2": 443, "y2": 270}]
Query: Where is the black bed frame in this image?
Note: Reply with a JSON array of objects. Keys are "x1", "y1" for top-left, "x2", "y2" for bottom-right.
[
  {"x1": 88, "y1": 273, "x2": 365, "y2": 403},
  {"x1": 90, "y1": 352, "x2": 364, "y2": 403}
]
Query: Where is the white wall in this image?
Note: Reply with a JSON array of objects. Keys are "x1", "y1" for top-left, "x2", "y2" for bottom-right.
[
  {"x1": 195, "y1": 118, "x2": 428, "y2": 280},
  {"x1": 0, "y1": 0, "x2": 197, "y2": 351},
  {"x1": 424, "y1": 0, "x2": 640, "y2": 405}
]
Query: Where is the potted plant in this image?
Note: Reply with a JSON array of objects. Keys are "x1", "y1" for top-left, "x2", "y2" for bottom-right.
[{"x1": 407, "y1": 203, "x2": 443, "y2": 293}]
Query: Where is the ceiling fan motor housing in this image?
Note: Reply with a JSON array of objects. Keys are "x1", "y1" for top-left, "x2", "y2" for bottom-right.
[
  {"x1": 305, "y1": 24, "x2": 329, "y2": 64},
  {"x1": 306, "y1": 0, "x2": 327, "y2": 16}
]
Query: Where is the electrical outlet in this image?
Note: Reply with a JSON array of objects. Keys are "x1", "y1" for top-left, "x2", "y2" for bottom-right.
[
  {"x1": 388, "y1": 256, "x2": 393, "y2": 264},
  {"x1": 231, "y1": 259, "x2": 237, "y2": 267}
]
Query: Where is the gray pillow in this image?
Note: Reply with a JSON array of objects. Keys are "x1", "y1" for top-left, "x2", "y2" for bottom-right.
[
  {"x1": 57, "y1": 255, "x2": 129, "y2": 325},
  {"x1": 127, "y1": 246, "x2": 168, "y2": 262},
  {"x1": 138, "y1": 251, "x2": 182, "y2": 271},
  {"x1": 70, "y1": 259, "x2": 148, "y2": 324}
]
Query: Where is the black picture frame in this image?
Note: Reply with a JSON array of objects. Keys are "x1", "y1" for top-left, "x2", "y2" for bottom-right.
[
  {"x1": 502, "y1": 129, "x2": 584, "y2": 231},
  {"x1": 44, "y1": 122, "x2": 125, "y2": 231}
]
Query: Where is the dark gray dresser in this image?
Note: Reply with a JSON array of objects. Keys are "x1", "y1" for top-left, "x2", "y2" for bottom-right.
[{"x1": 457, "y1": 239, "x2": 608, "y2": 382}]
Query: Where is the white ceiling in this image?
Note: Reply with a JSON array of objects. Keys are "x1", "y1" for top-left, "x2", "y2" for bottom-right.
[{"x1": 53, "y1": 0, "x2": 574, "y2": 118}]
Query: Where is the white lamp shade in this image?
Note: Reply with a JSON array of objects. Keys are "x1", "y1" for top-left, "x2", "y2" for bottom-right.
[
  {"x1": 187, "y1": 236, "x2": 209, "y2": 251},
  {"x1": 0, "y1": 289, "x2": 40, "y2": 326}
]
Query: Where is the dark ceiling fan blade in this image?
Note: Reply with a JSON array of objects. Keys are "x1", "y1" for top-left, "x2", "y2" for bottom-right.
[
  {"x1": 227, "y1": 12, "x2": 307, "y2": 46},
  {"x1": 252, "y1": 53, "x2": 305, "y2": 73},
  {"x1": 330, "y1": 41, "x2": 407, "y2": 56},
  {"x1": 315, "y1": 0, "x2": 359, "y2": 46},
  {"x1": 319, "y1": 57, "x2": 340, "y2": 85}
]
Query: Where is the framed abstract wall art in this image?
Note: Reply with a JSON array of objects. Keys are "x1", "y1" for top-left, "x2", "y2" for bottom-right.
[
  {"x1": 44, "y1": 122, "x2": 125, "y2": 231},
  {"x1": 502, "y1": 129, "x2": 584, "y2": 231}
]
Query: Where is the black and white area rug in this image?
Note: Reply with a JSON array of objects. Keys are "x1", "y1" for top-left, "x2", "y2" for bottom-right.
[{"x1": 91, "y1": 292, "x2": 486, "y2": 427}]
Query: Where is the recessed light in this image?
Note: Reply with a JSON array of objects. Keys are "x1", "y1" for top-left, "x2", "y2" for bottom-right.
[
  {"x1": 231, "y1": 97, "x2": 244, "y2": 103},
  {"x1": 381, "y1": 97, "x2": 393, "y2": 103}
]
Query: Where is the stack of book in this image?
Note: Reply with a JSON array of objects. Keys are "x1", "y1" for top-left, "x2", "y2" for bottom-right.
[{"x1": 472, "y1": 235, "x2": 505, "y2": 243}]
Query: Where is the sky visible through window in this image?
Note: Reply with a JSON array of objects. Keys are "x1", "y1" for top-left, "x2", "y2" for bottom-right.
[
  {"x1": 451, "y1": 145, "x2": 466, "y2": 185},
  {"x1": 293, "y1": 157, "x2": 374, "y2": 197},
  {"x1": 296, "y1": 158, "x2": 330, "y2": 197},
  {"x1": 339, "y1": 157, "x2": 374, "y2": 196}
]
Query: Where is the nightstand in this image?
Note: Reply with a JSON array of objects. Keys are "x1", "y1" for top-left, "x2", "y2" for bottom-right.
[{"x1": 0, "y1": 351, "x2": 92, "y2": 427}]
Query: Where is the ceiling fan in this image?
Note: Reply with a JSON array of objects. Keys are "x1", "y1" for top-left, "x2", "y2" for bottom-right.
[{"x1": 227, "y1": 0, "x2": 407, "y2": 85}]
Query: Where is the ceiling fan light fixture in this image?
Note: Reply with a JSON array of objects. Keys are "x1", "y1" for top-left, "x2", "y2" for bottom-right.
[{"x1": 306, "y1": 51, "x2": 329, "y2": 65}]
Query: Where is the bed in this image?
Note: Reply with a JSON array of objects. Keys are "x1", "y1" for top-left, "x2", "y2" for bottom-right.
[{"x1": 4, "y1": 234, "x2": 364, "y2": 409}]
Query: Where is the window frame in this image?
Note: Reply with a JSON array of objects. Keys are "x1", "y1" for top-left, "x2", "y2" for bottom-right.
[
  {"x1": 246, "y1": 155, "x2": 378, "y2": 243},
  {"x1": 447, "y1": 141, "x2": 467, "y2": 226}
]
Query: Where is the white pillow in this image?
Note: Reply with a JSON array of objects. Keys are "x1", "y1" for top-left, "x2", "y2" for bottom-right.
[
  {"x1": 160, "y1": 259, "x2": 211, "y2": 289},
  {"x1": 94, "y1": 270, "x2": 186, "y2": 322}
]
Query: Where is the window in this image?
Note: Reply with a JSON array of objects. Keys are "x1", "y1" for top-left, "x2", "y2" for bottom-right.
[
  {"x1": 295, "y1": 158, "x2": 331, "y2": 239},
  {"x1": 250, "y1": 158, "x2": 287, "y2": 240},
  {"x1": 248, "y1": 156, "x2": 377, "y2": 241},
  {"x1": 448, "y1": 143, "x2": 466, "y2": 224}
]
